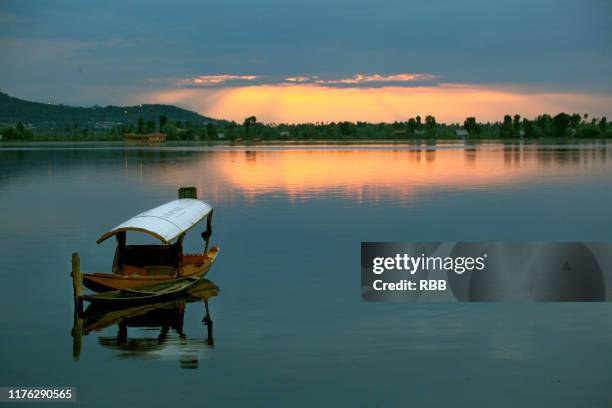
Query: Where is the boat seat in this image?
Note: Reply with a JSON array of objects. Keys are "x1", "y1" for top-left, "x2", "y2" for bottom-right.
[
  {"x1": 122, "y1": 265, "x2": 176, "y2": 277},
  {"x1": 121, "y1": 244, "x2": 180, "y2": 268}
]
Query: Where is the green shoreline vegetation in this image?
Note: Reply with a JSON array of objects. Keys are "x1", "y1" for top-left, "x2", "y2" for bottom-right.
[
  {"x1": 2, "y1": 113, "x2": 610, "y2": 143},
  {"x1": 0, "y1": 92, "x2": 609, "y2": 142}
]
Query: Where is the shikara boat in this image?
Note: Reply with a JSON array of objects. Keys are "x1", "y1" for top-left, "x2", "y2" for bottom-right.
[
  {"x1": 83, "y1": 276, "x2": 202, "y2": 304},
  {"x1": 80, "y1": 187, "x2": 219, "y2": 292}
]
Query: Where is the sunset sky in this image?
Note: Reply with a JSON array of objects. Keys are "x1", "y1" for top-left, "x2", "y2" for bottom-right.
[{"x1": 1, "y1": 0, "x2": 611, "y2": 123}]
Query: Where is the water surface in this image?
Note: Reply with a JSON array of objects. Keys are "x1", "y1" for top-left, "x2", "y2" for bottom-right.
[{"x1": 1, "y1": 142, "x2": 612, "y2": 407}]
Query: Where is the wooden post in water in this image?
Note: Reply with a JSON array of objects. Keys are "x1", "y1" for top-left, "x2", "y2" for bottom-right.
[
  {"x1": 203, "y1": 299, "x2": 214, "y2": 347},
  {"x1": 178, "y1": 186, "x2": 198, "y2": 199},
  {"x1": 72, "y1": 313, "x2": 83, "y2": 361},
  {"x1": 71, "y1": 253, "x2": 83, "y2": 313}
]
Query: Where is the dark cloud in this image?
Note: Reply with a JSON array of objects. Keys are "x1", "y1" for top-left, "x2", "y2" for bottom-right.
[{"x1": 0, "y1": 0, "x2": 610, "y2": 105}]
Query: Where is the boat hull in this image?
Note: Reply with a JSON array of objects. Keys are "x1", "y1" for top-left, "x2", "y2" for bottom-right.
[
  {"x1": 82, "y1": 246, "x2": 219, "y2": 292},
  {"x1": 83, "y1": 277, "x2": 202, "y2": 304}
]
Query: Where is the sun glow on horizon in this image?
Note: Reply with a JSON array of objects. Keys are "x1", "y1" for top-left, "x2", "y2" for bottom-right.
[{"x1": 142, "y1": 83, "x2": 612, "y2": 124}]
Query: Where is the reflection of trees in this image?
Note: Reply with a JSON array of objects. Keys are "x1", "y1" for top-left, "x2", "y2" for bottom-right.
[
  {"x1": 0, "y1": 147, "x2": 205, "y2": 186},
  {"x1": 3, "y1": 142, "x2": 612, "y2": 204},
  {"x1": 464, "y1": 148, "x2": 477, "y2": 164},
  {"x1": 425, "y1": 148, "x2": 436, "y2": 162},
  {"x1": 503, "y1": 144, "x2": 522, "y2": 167},
  {"x1": 533, "y1": 145, "x2": 610, "y2": 167}
]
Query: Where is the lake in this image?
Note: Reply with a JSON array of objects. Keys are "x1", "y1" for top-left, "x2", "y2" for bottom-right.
[{"x1": 1, "y1": 141, "x2": 612, "y2": 407}]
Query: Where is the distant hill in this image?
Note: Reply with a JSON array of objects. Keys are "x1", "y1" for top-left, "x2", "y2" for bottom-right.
[{"x1": 0, "y1": 91, "x2": 221, "y2": 129}]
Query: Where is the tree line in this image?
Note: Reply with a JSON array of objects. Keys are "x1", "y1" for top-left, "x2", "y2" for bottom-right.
[
  {"x1": 138, "y1": 112, "x2": 612, "y2": 141},
  {"x1": 1, "y1": 112, "x2": 610, "y2": 141}
]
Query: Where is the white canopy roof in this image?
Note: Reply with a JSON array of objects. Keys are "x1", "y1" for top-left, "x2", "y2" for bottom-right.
[{"x1": 97, "y1": 199, "x2": 213, "y2": 245}]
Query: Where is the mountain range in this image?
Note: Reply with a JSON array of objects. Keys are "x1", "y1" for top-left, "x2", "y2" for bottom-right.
[{"x1": 0, "y1": 91, "x2": 220, "y2": 129}]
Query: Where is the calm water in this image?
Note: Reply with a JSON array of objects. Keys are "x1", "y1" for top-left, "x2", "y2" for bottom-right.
[{"x1": 1, "y1": 142, "x2": 612, "y2": 407}]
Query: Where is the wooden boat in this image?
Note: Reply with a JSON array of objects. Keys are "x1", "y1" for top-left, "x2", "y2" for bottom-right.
[
  {"x1": 83, "y1": 276, "x2": 202, "y2": 304},
  {"x1": 80, "y1": 187, "x2": 219, "y2": 292}
]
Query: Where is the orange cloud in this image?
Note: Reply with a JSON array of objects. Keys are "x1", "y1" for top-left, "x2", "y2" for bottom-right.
[
  {"x1": 285, "y1": 76, "x2": 310, "y2": 82},
  {"x1": 282, "y1": 73, "x2": 437, "y2": 85},
  {"x1": 143, "y1": 83, "x2": 612, "y2": 123},
  {"x1": 314, "y1": 73, "x2": 437, "y2": 84},
  {"x1": 180, "y1": 74, "x2": 257, "y2": 86}
]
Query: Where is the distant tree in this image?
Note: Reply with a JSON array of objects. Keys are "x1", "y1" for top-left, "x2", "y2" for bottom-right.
[
  {"x1": 522, "y1": 118, "x2": 535, "y2": 138},
  {"x1": 137, "y1": 117, "x2": 145, "y2": 134},
  {"x1": 0, "y1": 127, "x2": 16, "y2": 140},
  {"x1": 182, "y1": 128, "x2": 196, "y2": 140},
  {"x1": 599, "y1": 116, "x2": 608, "y2": 134},
  {"x1": 569, "y1": 113, "x2": 582, "y2": 129},
  {"x1": 536, "y1": 114, "x2": 552, "y2": 136},
  {"x1": 513, "y1": 114, "x2": 521, "y2": 135},
  {"x1": 3, "y1": 123, "x2": 32, "y2": 140},
  {"x1": 463, "y1": 117, "x2": 480, "y2": 137},
  {"x1": 159, "y1": 115, "x2": 167, "y2": 131},
  {"x1": 552, "y1": 113, "x2": 570, "y2": 137},
  {"x1": 425, "y1": 115, "x2": 437, "y2": 137},
  {"x1": 425, "y1": 115, "x2": 436, "y2": 127},
  {"x1": 407, "y1": 118, "x2": 417, "y2": 133},
  {"x1": 146, "y1": 120, "x2": 156, "y2": 133},
  {"x1": 501, "y1": 115, "x2": 513, "y2": 138},
  {"x1": 162, "y1": 123, "x2": 177, "y2": 140},
  {"x1": 416, "y1": 115, "x2": 422, "y2": 129},
  {"x1": 176, "y1": 120, "x2": 183, "y2": 129},
  {"x1": 578, "y1": 122, "x2": 601, "y2": 138},
  {"x1": 243, "y1": 116, "x2": 257, "y2": 139},
  {"x1": 338, "y1": 121, "x2": 355, "y2": 137},
  {"x1": 206, "y1": 123, "x2": 217, "y2": 139}
]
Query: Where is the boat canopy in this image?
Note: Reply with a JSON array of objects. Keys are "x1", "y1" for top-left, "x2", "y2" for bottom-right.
[{"x1": 97, "y1": 199, "x2": 213, "y2": 245}]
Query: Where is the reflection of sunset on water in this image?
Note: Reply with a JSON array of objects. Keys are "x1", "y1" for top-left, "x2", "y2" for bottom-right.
[{"x1": 149, "y1": 146, "x2": 610, "y2": 205}]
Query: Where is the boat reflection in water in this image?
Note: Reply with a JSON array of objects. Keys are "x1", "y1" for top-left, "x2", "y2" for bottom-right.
[{"x1": 72, "y1": 279, "x2": 219, "y2": 369}]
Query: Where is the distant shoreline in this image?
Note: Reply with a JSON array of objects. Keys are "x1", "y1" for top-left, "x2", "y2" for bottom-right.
[{"x1": 2, "y1": 137, "x2": 611, "y2": 146}]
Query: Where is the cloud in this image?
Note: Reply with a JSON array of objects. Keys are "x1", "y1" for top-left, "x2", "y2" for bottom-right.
[
  {"x1": 313, "y1": 73, "x2": 437, "y2": 85},
  {"x1": 179, "y1": 74, "x2": 258, "y2": 86},
  {"x1": 285, "y1": 76, "x2": 311, "y2": 83},
  {"x1": 1, "y1": 0, "x2": 610, "y2": 105},
  {"x1": 178, "y1": 73, "x2": 438, "y2": 88}
]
